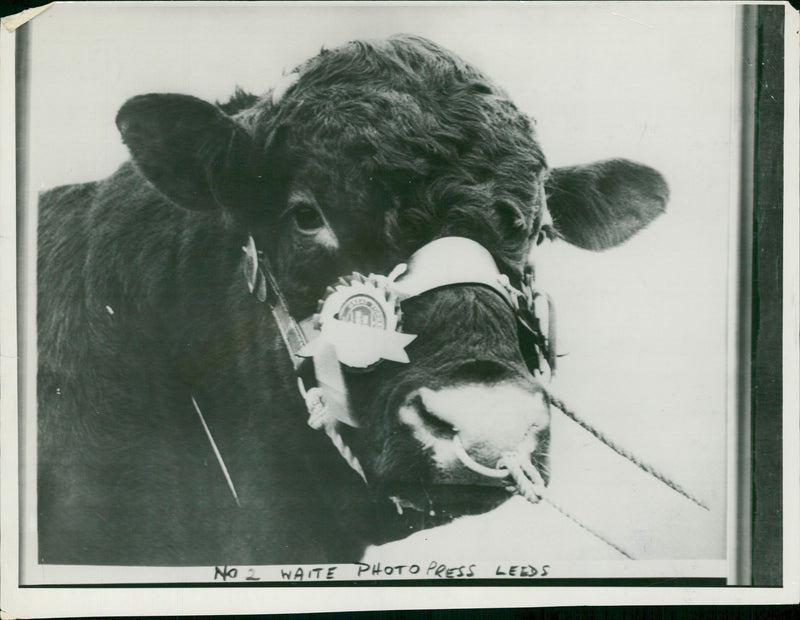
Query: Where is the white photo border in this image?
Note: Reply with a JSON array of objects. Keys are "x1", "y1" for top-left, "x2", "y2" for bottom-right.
[{"x1": 1, "y1": 1, "x2": 798, "y2": 616}]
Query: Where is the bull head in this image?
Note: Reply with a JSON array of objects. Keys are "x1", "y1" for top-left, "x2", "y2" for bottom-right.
[{"x1": 115, "y1": 35, "x2": 667, "y2": 540}]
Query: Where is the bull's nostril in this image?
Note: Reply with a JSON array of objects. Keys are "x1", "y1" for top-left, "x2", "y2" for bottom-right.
[
  {"x1": 410, "y1": 394, "x2": 457, "y2": 438},
  {"x1": 450, "y1": 360, "x2": 509, "y2": 383}
]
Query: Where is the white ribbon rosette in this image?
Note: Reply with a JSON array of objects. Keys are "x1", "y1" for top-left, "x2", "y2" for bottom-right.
[{"x1": 300, "y1": 274, "x2": 417, "y2": 369}]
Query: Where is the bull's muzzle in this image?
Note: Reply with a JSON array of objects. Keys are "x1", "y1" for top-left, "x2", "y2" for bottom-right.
[{"x1": 398, "y1": 379, "x2": 550, "y2": 485}]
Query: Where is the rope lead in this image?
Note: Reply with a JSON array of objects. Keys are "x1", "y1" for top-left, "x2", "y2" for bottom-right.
[
  {"x1": 499, "y1": 449, "x2": 635, "y2": 559},
  {"x1": 297, "y1": 378, "x2": 368, "y2": 483},
  {"x1": 547, "y1": 392, "x2": 710, "y2": 511}
]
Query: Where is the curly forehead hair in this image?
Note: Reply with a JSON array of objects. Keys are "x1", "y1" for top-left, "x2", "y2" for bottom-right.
[{"x1": 246, "y1": 35, "x2": 548, "y2": 267}]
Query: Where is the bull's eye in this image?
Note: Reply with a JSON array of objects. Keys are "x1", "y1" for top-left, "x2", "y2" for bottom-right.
[{"x1": 292, "y1": 204, "x2": 325, "y2": 233}]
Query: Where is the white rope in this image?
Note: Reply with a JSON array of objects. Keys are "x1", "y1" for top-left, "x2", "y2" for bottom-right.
[
  {"x1": 451, "y1": 437, "x2": 635, "y2": 558},
  {"x1": 498, "y1": 451, "x2": 546, "y2": 503},
  {"x1": 547, "y1": 391, "x2": 710, "y2": 511},
  {"x1": 541, "y1": 497, "x2": 634, "y2": 559},
  {"x1": 191, "y1": 395, "x2": 241, "y2": 507},
  {"x1": 497, "y1": 450, "x2": 635, "y2": 559},
  {"x1": 297, "y1": 378, "x2": 368, "y2": 483}
]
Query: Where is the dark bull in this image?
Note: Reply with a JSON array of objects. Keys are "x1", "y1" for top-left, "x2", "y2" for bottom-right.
[{"x1": 37, "y1": 34, "x2": 668, "y2": 565}]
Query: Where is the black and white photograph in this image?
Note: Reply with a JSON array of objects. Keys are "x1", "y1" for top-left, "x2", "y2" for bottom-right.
[{"x1": 0, "y1": 1, "x2": 797, "y2": 616}]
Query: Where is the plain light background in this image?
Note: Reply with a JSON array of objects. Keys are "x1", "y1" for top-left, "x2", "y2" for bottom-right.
[{"x1": 25, "y1": 2, "x2": 736, "y2": 566}]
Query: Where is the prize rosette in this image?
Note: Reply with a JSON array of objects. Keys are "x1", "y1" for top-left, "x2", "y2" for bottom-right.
[{"x1": 300, "y1": 274, "x2": 417, "y2": 369}]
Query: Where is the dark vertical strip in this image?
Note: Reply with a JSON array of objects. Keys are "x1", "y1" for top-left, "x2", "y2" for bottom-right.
[
  {"x1": 15, "y1": 21, "x2": 31, "y2": 582},
  {"x1": 751, "y1": 3, "x2": 784, "y2": 587},
  {"x1": 734, "y1": 4, "x2": 757, "y2": 587}
]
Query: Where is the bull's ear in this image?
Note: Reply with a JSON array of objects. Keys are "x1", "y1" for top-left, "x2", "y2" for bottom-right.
[
  {"x1": 544, "y1": 159, "x2": 669, "y2": 251},
  {"x1": 116, "y1": 94, "x2": 266, "y2": 216}
]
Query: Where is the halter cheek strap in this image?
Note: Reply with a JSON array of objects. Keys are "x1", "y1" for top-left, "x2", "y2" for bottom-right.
[
  {"x1": 243, "y1": 235, "x2": 310, "y2": 363},
  {"x1": 243, "y1": 237, "x2": 369, "y2": 477}
]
